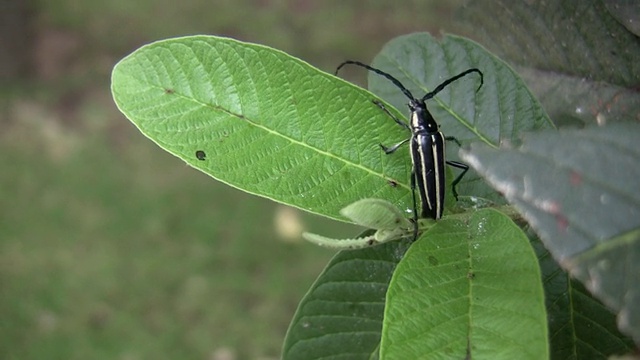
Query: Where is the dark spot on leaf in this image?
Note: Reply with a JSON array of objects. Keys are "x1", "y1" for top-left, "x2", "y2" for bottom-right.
[
  {"x1": 367, "y1": 239, "x2": 376, "y2": 246},
  {"x1": 195, "y1": 150, "x2": 206, "y2": 161},
  {"x1": 165, "y1": 88, "x2": 175, "y2": 94},
  {"x1": 556, "y1": 214, "x2": 569, "y2": 233},
  {"x1": 428, "y1": 255, "x2": 438, "y2": 266},
  {"x1": 388, "y1": 180, "x2": 398, "y2": 187},
  {"x1": 546, "y1": 201, "x2": 561, "y2": 215},
  {"x1": 467, "y1": 272, "x2": 475, "y2": 279},
  {"x1": 570, "y1": 170, "x2": 582, "y2": 186}
]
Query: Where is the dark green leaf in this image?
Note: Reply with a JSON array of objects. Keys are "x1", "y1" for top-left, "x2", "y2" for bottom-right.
[
  {"x1": 567, "y1": 229, "x2": 640, "y2": 348},
  {"x1": 282, "y1": 237, "x2": 411, "y2": 360},
  {"x1": 460, "y1": 123, "x2": 640, "y2": 346},
  {"x1": 381, "y1": 209, "x2": 547, "y2": 359},
  {"x1": 514, "y1": 67, "x2": 640, "y2": 129},
  {"x1": 530, "y1": 233, "x2": 634, "y2": 358},
  {"x1": 457, "y1": 0, "x2": 640, "y2": 87},
  {"x1": 603, "y1": 0, "x2": 640, "y2": 37},
  {"x1": 363, "y1": 33, "x2": 554, "y2": 203},
  {"x1": 456, "y1": 0, "x2": 640, "y2": 128}
]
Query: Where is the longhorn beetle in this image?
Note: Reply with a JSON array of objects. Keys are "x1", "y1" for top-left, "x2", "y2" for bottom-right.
[{"x1": 335, "y1": 61, "x2": 483, "y2": 240}]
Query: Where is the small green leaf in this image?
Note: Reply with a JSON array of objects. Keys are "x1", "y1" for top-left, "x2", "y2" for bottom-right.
[
  {"x1": 303, "y1": 199, "x2": 425, "y2": 249},
  {"x1": 340, "y1": 198, "x2": 412, "y2": 230},
  {"x1": 460, "y1": 123, "x2": 640, "y2": 345},
  {"x1": 381, "y1": 209, "x2": 548, "y2": 359},
  {"x1": 374, "y1": 225, "x2": 413, "y2": 243},
  {"x1": 282, "y1": 237, "x2": 411, "y2": 360},
  {"x1": 364, "y1": 33, "x2": 554, "y2": 203}
]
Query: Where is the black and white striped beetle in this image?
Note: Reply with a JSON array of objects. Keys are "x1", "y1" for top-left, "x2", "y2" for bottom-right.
[{"x1": 336, "y1": 61, "x2": 483, "y2": 240}]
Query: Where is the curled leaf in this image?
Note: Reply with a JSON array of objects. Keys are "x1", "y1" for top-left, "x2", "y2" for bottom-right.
[{"x1": 340, "y1": 198, "x2": 412, "y2": 230}]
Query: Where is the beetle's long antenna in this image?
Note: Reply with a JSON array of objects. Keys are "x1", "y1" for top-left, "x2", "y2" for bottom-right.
[
  {"x1": 335, "y1": 60, "x2": 416, "y2": 101},
  {"x1": 422, "y1": 68, "x2": 483, "y2": 101}
]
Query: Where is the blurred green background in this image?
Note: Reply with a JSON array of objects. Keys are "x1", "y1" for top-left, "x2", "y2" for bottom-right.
[{"x1": 1, "y1": 1, "x2": 463, "y2": 359}]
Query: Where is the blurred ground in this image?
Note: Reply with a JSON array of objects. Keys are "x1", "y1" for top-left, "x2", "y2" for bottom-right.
[{"x1": 0, "y1": 1, "x2": 462, "y2": 359}]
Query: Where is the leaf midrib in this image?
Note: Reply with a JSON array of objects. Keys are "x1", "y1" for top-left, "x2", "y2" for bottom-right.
[{"x1": 140, "y1": 78, "x2": 413, "y2": 192}]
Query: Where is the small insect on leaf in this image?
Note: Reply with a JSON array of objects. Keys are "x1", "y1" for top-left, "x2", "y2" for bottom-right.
[
  {"x1": 195, "y1": 150, "x2": 206, "y2": 161},
  {"x1": 335, "y1": 60, "x2": 482, "y2": 242},
  {"x1": 302, "y1": 232, "x2": 380, "y2": 250}
]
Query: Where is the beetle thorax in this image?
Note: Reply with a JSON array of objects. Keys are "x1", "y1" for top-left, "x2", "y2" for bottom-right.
[{"x1": 409, "y1": 100, "x2": 439, "y2": 134}]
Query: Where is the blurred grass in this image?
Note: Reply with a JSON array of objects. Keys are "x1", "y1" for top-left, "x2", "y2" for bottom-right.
[{"x1": 1, "y1": 0, "x2": 462, "y2": 358}]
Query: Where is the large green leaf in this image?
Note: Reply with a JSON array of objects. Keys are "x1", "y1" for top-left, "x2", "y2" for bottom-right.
[
  {"x1": 111, "y1": 35, "x2": 415, "y2": 221},
  {"x1": 456, "y1": 0, "x2": 640, "y2": 128},
  {"x1": 282, "y1": 236, "x2": 411, "y2": 360},
  {"x1": 460, "y1": 123, "x2": 640, "y2": 346},
  {"x1": 380, "y1": 209, "x2": 547, "y2": 359},
  {"x1": 362, "y1": 33, "x2": 554, "y2": 203}
]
